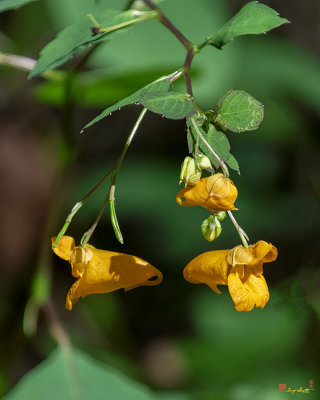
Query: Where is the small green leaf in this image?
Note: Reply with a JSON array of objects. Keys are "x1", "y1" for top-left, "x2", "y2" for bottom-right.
[
  {"x1": 206, "y1": 124, "x2": 231, "y2": 160},
  {"x1": 226, "y1": 153, "x2": 240, "y2": 173},
  {"x1": 207, "y1": 1, "x2": 289, "y2": 49},
  {"x1": 0, "y1": 0, "x2": 37, "y2": 12},
  {"x1": 139, "y1": 92, "x2": 195, "y2": 120},
  {"x1": 215, "y1": 89, "x2": 264, "y2": 133},
  {"x1": 187, "y1": 119, "x2": 231, "y2": 168},
  {"x1": 30, "y1": 9, "x2": 155, "y2": 78},
  {"x1": 2, "y1": 345, "x2": 155, "y2": 400},
  {"x1": 82, "y1": 73, "x2": 174, "y2": 131}
]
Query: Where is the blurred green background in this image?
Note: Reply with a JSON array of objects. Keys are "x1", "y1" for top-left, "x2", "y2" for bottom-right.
[{"x1": 0, "y1": 0, "x2": 319, "y2": 399}]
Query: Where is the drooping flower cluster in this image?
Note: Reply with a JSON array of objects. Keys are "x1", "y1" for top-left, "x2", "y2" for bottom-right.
[
  {"x1": 51, "y1": 172, "x2": 277, "y2": 312},
  {"x1": 176, "y1": 169, "x2": 278, "y2": 312}
]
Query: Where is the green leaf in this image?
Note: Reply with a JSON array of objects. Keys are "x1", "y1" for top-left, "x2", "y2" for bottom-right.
[
  {"x1": 215, "y1": 89, "x2": 264, "y2": 133},
  {"x1": 139, "y1": 92, "x2": 195, "y2": 120},
  {"x1": 186, "y1": 129, "x2": 194, "y2": 154},
  {"x1": 206, "y1": 124, "x2": 230, "y2": 160},
  {"x1": 187, "y1": 119, "x2": 231, "y2": 168},
  {"x1": 0, "y1": 0, "x2": 37, "y2": 12},
  {"x1": 30, "y1": 9, "x2": 155, "y2": 77},
  {"x1": 82, "y1": 73, "x2": 174, "y2": 131},
  {"x1": 3, "y1": 346, "x2": 155, "y2": 400},
  {"x1": 226, "y1": 153, "x2": 240, "y2": 173},
  {"x1": 207, "y1": 1, "x2": 289, "y2": 49}
]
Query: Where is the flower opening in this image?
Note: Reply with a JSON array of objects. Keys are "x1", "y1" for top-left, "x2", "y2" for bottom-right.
[{"x1": 183, "y1": 240, "x2": 277, "y2": 312}]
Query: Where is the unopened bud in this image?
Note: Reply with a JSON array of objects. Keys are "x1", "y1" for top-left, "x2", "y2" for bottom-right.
[
  {"x1": 198, "y1": 155, "x2": 212, "y2": 170},
  {"x1": 180, "y1": 156, "x2": 202, "y2": 186},
  {"x1": 216, "y1": 211, "x2": 226, "y2": 221},
  {"x1": 201, "y1": 215, "x2": 222, "y2": 242},
  {"x1": 131, "y1": 0, "x2": 148, "y2": 11}
]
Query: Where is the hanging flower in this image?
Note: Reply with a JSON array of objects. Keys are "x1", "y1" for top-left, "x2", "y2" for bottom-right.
[
  {"x1": 51, "y1": 236, "x2": 163, "y2": 310},
  {"x1": 183, "y1": 240, "x2": 277, "y2": 311},
  {"x1": 176, "y1": 173, "x2": 238, "y2": 211}
]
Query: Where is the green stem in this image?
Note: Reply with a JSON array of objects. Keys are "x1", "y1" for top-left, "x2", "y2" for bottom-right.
[
  {"x1": 112, "y1": 107, "x2": 148, "y2": 184},
  {"x1": 87, "y1": 11, "x2": 158, "y2": 34},
  {"x1": 196, "y1": 39, "x2": 210, "y2": 51},
  {"x1": 227, "y1": 211, "x2": 249, "y2": 248},
  {"x1": 81, "y1": 107, "x2": 148, "y2": 246},
  {"x1": 80, "y1": 196, "x2": 108, "y2": 247},
  {"x1": 190, "y1": 116, "x2": 229, "y2": 177},
  {"x1": 52, "y1": 169, "x2": 113, "y2": 248}
]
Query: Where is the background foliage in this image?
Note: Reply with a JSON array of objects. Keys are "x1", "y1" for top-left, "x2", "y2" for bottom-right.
[{"x1": 0, "y1": 0, "x2": 319, "y2": 399}]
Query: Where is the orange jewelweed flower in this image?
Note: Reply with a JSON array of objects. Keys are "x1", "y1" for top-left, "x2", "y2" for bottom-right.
[
  {"x1": 176, "y1": 173, "x2": 238, "y2": 211},
  {"x1": 52, "y1": 236, "x2": 163, "y2": 310},
  {"x1": 183, "y1": 241, "x2": 277, "y2": 312}
]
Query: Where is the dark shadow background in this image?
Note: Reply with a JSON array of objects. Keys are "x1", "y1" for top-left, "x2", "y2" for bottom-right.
[{"x1": 0, "y1": 0, "x2": 319, "y2": 399}]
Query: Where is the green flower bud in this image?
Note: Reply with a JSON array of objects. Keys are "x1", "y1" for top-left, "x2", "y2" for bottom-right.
[
  {"x1": 198, "y1": 155, "x2": 212, "y2": 170},
  {"x1": 180, "y1": 156, "x2": 202, "y2": 186},
  {"x1": 216, "y1": 211, "x2": 226, "y2": 221},
  {"x1": 201, "y1": 215, "x2": 222, "y2": 242},
  {"x1": 188, "y1": 171, "x2": 202, "y2": 185}
]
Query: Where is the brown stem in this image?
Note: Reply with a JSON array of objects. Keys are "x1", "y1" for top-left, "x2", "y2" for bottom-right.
[
  {"x1": 143, "y1": 0, "x2": 196, "y2": 97},
  {"x1": 143, "y1": 0, "x2": 193, "y2": 50},
  {"x1": 183, "y1": 50, "x2": 194, "y2": 97}
]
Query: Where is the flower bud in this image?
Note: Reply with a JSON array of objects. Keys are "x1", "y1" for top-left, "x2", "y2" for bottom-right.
[
  {"x1": 198, "y1": 155, "x2": 212, "y2": 170},
  {"x1": 216, "y1": 211, "x2": 226, "y2": 221},
  {"x1": 180, "y1": 156, "x2": 202, "y2": 186},
  {"x1": 201, "y1": 215, "x2": 222, "y2": 242}
]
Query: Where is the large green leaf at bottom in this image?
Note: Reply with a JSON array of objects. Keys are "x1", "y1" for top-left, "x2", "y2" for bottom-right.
[{"x1": 3, "y1": 346, "x2": 155, "y2": 400}]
